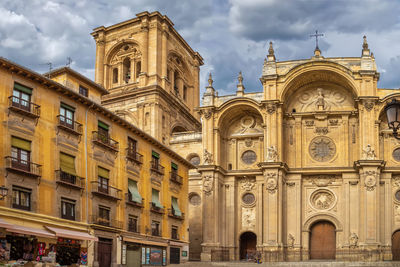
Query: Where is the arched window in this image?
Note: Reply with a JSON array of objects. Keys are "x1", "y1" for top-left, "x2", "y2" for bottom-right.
[
  {"x1": 136, "y1": 61, "x2": 141, "y2": 81},
  {"x1": 113, "y1": 68, "x2": 118, "y2": 83},
  {"x1": 123, "y1": 58, "x2": 131, "y2": 83},
  {"x1": 174, "y1": 71, "x2": 179, "y2": 95}
]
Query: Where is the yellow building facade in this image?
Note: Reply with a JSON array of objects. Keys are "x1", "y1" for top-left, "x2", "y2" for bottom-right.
[{"x1": 0, "y1": 57, "x2": 191, "y2": 266}]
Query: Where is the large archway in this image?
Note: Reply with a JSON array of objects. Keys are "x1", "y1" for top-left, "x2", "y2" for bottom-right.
[
  {"x1": 239, "y1": 231, "x2": 257, "y2": 260},
  {"x1": 392, "y1": 230, "x2": 400, "y2": 260},
  {"x1": 309, "y1": 221, "x2": 336, "y2": 260}
]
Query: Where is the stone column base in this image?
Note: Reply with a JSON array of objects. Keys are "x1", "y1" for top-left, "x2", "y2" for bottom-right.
[{"x1": 262, "y1": 246, "x2": 285, "y2": 262}]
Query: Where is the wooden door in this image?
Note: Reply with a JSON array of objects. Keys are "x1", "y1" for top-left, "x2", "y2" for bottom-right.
[
  {"x1": 240, "y1": 232, "x2": 257, "y2": 260},
  {"x1": 392, "y1": 231, "x2": 400, "y2": 260},
  {"x1": 126, "y1": 246, "x2": 141, "y2": 267},
  {"x1": 310, "y1": 221, "x2": 336, "y2": 259},
  {"x1": 170, "y1": 247, "x2": 180, "y2": 264},
  {"x1": 98, "y1": 239, "x2": 112, "y2": 267}
]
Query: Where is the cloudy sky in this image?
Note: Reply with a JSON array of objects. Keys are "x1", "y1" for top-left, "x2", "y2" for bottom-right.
[{"x1": 2, "y1": 0, "x2": 400, "y2": 96}]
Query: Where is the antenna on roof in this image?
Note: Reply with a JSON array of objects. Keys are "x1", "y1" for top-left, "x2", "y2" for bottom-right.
[
  {"x1": 66, "y1": 57, "x2": 72, "y2": 67},
  {"x1": 40, "y1": 62, "x2": 53, "y2": 78}
]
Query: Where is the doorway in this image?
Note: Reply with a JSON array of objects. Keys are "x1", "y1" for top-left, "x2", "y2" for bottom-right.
[
  {"x1": 239, "y1": 231, "x2": 257, "y2": 260},
  {"x1": 126, "y1": 244, "x2": 141, "y2": 267},
  {"x1": 392, "y1": 231, "x2": 400, "y2": 260},
  {"x1": 309, "y1": 221, "x2": 336, "y2": 259},
  {"x1": 170, "y1": 247, "x2": 180, "y2": 264},
  {"x1": 98, "y1": 238, "x2": 112, "y2": 267}
]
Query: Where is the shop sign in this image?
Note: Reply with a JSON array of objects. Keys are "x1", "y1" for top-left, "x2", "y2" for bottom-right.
[
  {"x1": 122, "y1": 244, "x2": 126, "y2": 265},
  {"x1": 182, "y1": 251, "x2": 187, "y2": 257},
  {"x1": 142, "y1": 247, "x2": 146, "y2": 264},
  {"x1": 162, "y1": 249, "x2": 166, "y2": 266},
  {"x1": 146, "y1": 247, "x2": 150, "y2": 264},
  {"x1": 150, "y1": 248, "x2": 162, "y2": 265}
]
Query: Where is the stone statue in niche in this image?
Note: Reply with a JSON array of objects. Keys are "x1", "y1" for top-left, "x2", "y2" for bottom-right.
[
  {"x1": 203, "y1": 149, "x2": 213, "y2": 164},
  {"x1": 349, "y1": 233, "x2": 359, "y2": 248},
  {"x1": 362, "y1": 144, "x2": 376, "y2": 160},
  {"x1": 202, "y1": 175, "x2": 214, "y2": 195},
  {"x1": 316, "y1": 88, "x2": 327, "y2": 111},
  {"x1": 267, "y1": 146, "x2": 278, "y2": 162},
  {"x1": 242, "y1": 208, "x2": 255, "y2": 228},
  {"x1": 287, "y1": 234, "x2": 295, "y2": 248}
]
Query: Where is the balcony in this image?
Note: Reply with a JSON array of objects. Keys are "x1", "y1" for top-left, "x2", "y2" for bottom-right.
[
  {"x1": 128, "y1": 222, "x2": 140, "y2": 233},
  {"x1": 8, "y1": 96, "x2": 40, "y2": 119},
  {"x1": 170, "y1": 172, "x2": 183, "y2": 185},
  {"x1": 55, "y1": 170, "x2": 84, "y2": 190},
  {"x1": 150, "y1": 160, "x2": 165, "y2": 176},
  {"x1": 5, "y1": 156, "x2": 42, "y2": 178},
  {"x1": 150, "y1": 202, "x2": 164, "y2": 214},
  {"x1": 126, "y1": 149, "x2": 143, "y2": 165},
  {"x1": 91, "y1": 181, "x2": 121, "y2": 201},
  {"x1": 168, "y1": 209, "x2": 185, "y2": 220},
  {"x1": 125, "y1": 193, "x2": 144, "y2": 208},
  {"x1": 152, "y1": 228, "x2": 162, "y2": 237},
  {"x1": 171, "y1": 231, "x2": 179, "y2": 240},
  {"x1": 92, "y1": 131, "x2": 119, "y2": 153},
  {"x1": 90, "y1": 215, "x2": 122, "y2": 229},
  {"x1": 57, "y1": 115, "x2": 83, "y2": 136}
]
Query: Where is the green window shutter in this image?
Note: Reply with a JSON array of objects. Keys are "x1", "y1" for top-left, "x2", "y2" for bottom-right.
[
  {"x1": 128, "y1": 179, "x2": 142, "y2": 203},
  {"x1": 171, "y1": 197, "x2": 182, "y2": 217},
  {"x1": 152, "y1": 151, "x2": 160, "y2": 159},
  {"x1": 171, "y1": 162, "x2": 178, "y2": 170},
  {"x1": 151, "y1": 189, "x2": 163, "y2": 208},
  {"x1": 11, "y1": 137, "x2": 31, "y2": 151},
  {"x1": 60, "y1": 102, "x2": 75, "y2": 111},
  {"x1": 98, "y1": 121, "x2": 109, "y2": 130},
  {"x1": 14, "y1": 83, "x2": 32, "y2": 95},
  {"x1": 60, "y1": 153, "x2": 76, "y2": 175},
  {"x1": 98, "y1": 167, "x2": 109, "y2": 178}
]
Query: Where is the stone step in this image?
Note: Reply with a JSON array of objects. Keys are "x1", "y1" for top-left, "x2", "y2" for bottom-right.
[{"x1": 170, "y1": 261, "x2": 400, "y2": 267}]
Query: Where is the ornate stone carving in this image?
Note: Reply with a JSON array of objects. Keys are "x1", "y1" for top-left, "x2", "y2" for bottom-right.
[
  {"x1": 266, "y1": 103, "x2": 277, "y2": 114},
  {"x1": 266, "y1": 146, "x2": 278, "y2": 162},
  {"x1": 310, "y1": 175, "x2": 334, "y2": 187},
  {"x1": 362, "y1": 144, "x2": 376, "y2": 160},
  {"x1": 315, "y1": 127, "x2": 329, "y2": 135},
  {"x1": 395, "y1": 206, "x2": 400, "y2": 223},
  {"x1": 245, "y1": 138, "x2": 253, "y2": 147},
  {"x1": 265, "y1": 172, "x2": 277, "y2": 194},
  {"x1": 240, "y1": 115, "x2": 256, "y2": 132},
  {"x1": 364, "y1": 171, "x2": 377, "y2": 191},
  {"x1": 310, "y1": 189, "x2": 335, "y2": 210},
  {"x1": 287, "y1": 234, "x2": 295, "y2": 248},
  {"x1": 349, "y1": 233, "x2": 359, "y2": 248},
  {"x1": 202, "y1": 109, "x2": 212, "y2": 120},
  {"x1": 241, "y1": 178, "x2": 255, "y2": 191},
  {"x1": 393, "y1": 176, "x2": 400, "y2": 188},
  {"x1": 242, "y1": 208, "x2": 256, "y2": 229},
  {"x1": 305, "y1": 120, "x2": 314, "y2": 127},
  {"x1": 202, "y1": 175, "x2": 214, "y2": 196},
  {"x1": 309, "y1": 136, "x2": 336, "y2": 162},
  {"x1": 329, "y1": 119, "x2": 339, "y2": 126},
  {"x1": 203, "y1": 149, "x2": 213, "y2": 164},
  {"x1": 363, "y1": 100, "x2": 375, "y2": 111}
]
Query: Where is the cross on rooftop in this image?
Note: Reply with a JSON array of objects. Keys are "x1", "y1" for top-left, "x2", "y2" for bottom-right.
[{"x1": 310, "y1": 30, "x2": 324, "y2": 50}]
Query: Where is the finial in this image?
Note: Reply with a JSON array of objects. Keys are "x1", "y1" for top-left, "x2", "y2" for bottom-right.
[
  {"x1": 238, "y1": 71, "x2": 243, "y2": 85},
  {"x1": 363, "y1": 35, "x2": 368, "y2": 50},
  {"x1": 268, "y1": 41, "x2": 274, "y2": 56},
  {"x1": 208, "y1": 73, "x2": 213, "y2": 87}
]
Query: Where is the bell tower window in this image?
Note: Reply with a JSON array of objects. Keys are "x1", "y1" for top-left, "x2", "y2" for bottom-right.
[
  {"x1": 174, "y1": 71, "x2": 179, "y2": 95},
  {"x1": 136, "y1": 61, "x2": 141, "y2": 81},
  {"x1": 123, "y1": 58, "x2": 131, "y2": 83},
  {"x1": 113, "y1": 68, "x2": 118, "y2": 84}
]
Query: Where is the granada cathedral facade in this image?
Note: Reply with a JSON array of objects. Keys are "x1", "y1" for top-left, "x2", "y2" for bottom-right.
[{"x1": 94, "y1": 11, "x2": 400, "y2": 262}]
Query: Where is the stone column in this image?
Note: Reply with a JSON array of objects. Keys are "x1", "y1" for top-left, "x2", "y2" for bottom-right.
[
  {"x1": 139, "y1": 19, "x2": 149, "y2": 86},
  {"x1": 94, "y1": 34, "x2": 105, "y2": 86},
  {"x1": 161, "y1": 24, "x2": 168, "y2": 89}
]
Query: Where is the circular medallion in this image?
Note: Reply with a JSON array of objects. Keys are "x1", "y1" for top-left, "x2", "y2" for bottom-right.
[
  {"x1": 393, "y1": 148, "x2": 400, "y2": 162},
  {"x1": 242, "y1": 193, "x2": 255, "y2": 205},
  {"x1": 309, "y1": 136, "x2": 336, "y2": 162},
  {"x1": 395, "y1": 190, "x2": 400, "y2": 202},
  {"x1": 241, "y1": 150, "x2": 257, "y2": 165},
  {"x1": 189, "y1": 156, "x2": 200, "y2": 166},
  {"x1": 189, "y1": 193, "x2": 201, "y2": 206},
  {"x1": 310, "y1": 189, "x2": 336, "y2": 210},
  {"x1": 240, "y1": 116, "x2": 255, "y2": 128}
]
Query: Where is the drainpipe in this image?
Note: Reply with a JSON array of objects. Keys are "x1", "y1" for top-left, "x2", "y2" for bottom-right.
[{"x1": 85, "y1": 103, "x2": 95, "y2": 224}]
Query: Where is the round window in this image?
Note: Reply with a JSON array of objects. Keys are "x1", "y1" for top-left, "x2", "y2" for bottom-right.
[
  {"x1": 393, "y1": 148, "x2": 400, "y2": 162},
  {"x1": 189, "y1": 156, "x2": 200, "y2": 166},
  {"x1": 395, "y1": 190, "x2": 400, "y2": 202},
  {"x1": 241, "y1": 150, "x2": 257, "y2": 165},
  {"x1": 242, "y1": 193, "x2": 255, "y2": 205},
  {"x1": 189, "y1": 193, "x2": 201, "y2": 206}
]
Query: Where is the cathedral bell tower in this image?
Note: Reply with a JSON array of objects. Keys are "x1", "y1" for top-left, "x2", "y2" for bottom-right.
[{"x1": 91, "y1": 11, "x2": 203, "y2": 144}]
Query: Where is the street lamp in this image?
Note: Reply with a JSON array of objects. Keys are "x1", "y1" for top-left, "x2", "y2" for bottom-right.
[
  {"x1": 0, "y1": 186, "x2": 8, "y2": 200},
  {"x1": 385, "y1": 99, "x2": 400, "y2": 140}
]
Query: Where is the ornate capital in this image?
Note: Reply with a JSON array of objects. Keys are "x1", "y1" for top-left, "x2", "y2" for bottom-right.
[
  {"x1": 199, "y1": 108, "x2": 213, "y2": 120},
  {"x1": 266, "y1": 103, "x2": 277, "y2": 114},
  {"x1": 363, "y1": 99, "x2": 375, "y2": 111}
]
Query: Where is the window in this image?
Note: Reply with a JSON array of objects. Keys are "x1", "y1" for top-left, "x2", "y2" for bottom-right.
[
  {"x1": 151, "y1": 189, "x2": 163, "y2": 209},
  {"x1": 98, "y1": 121, "x2": 109, "y2": 143},
  {"x1": 135, "y1": 61, "x2": 141, "y2": 80},
  {"x1": 128, "y1": 179, "x2": 142, "y2": 204},
  {"x1": 61, "y1": 198, "x2": 75, "y2": 220},
  {"x1": 59, "y1": 103, "x2": 75, "y2": 129},
  {"x1": 127, "y1": 137, "x2": 137, "y2": 155},
  {"x1": 99, "y1": 206, "x2": 110, "y2": 226},
  {"x1": 171, "y1": 197, "x2": 182, "y2": 217},
  {"x1": 12, "y1": 83, "x2": 32, "y2": 111},
  {"x1": 152, "y1": 151, "x2": 160, "y2": 168},
  {"x1": 128, "y1": 215, "x2": 138, "y2": 232},
  {"x1": 98, "y1": 167, "x2": 109, "y2": 194},
  {"x1": 11, "y1": 137, "x2": 31, "y2": 172},
  {"x1": 59, "y1": 153, "x2": 77, "y2": 184},
  {"x1": 113, "y1": 68, "x2": 118, "y2": 83},
  {"x1": 79, "y1": 86, "x2": 88, "y2": 97},
  {"x1": 171, "y1": 226, "x2": 178, "y2": 240},
  {"x1": 183, "y1": 85, "x2": 187, "y2": 101},
  {"x1": 12, "y1": 186, "x2": 31, "y2": 211},
  {"x1": 173, "y1": 71, "x2": 179, "y2": 94},
  {"x1": 123, "y1": 58, "x2": 131, "y2": 83},
  {"x1": 151, "y1": 220, "x2": 160, "y2": 236}
]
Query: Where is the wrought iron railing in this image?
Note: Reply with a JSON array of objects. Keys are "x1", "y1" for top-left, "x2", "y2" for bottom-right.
[
  {"x1": 91, "y1": 181, "x2": 121, "y2": 200},
  {"x1": 92, "y1": 131, "x2": 119, "y2": 151},
  {"x1": 57, "y1": 115, "x2": 83, "y2": 135},
  {"x1": 5, "y1": 156, "x2": 41, "y2": 177},
  {"x1": 125, "y1": 193, "x2": 143, "y2": 208},
  {"x1": 128, "y1": 222, "x2": 140, "y2": 233},
  {"x1": 150, "y1": 160, "x2": 165, "y2": 175},
  {"x1": 126, "y1": 149, "x2": 143, "y2": 164},
  {"x1": 89, "y1": 215, "x2": 122, "y2": 229},
  {"x1": 170, "y1": 172, "x2": 183, "y2": 185},
  {"x1": 150, "y1": 202, "x2": 164, "y2": 214},
  {"x1": 55, "y1": 170, "x2": 84, "y2": 189},
  {"x1": 8, "y1": 96, "x2": 40, "y2": 118},
  {"x1": 168, "y1": 208, "x2": 185, "y2": 220}
]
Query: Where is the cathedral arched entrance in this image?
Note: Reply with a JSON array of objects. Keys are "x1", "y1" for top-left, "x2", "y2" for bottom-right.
[
  {"x1": 392, "y1": 230, "x2": 400, "y2": 260},
  {"x1": 239, "y1": 231, "x2": 257, "y2": 260},
  {"x1": 309, "y1": 221, "x2": 336, "y2": 260}
]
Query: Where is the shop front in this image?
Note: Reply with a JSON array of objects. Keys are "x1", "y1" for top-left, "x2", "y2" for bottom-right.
[{"x1": 122, "y1": 237, "x2": 168, "y2": 266}]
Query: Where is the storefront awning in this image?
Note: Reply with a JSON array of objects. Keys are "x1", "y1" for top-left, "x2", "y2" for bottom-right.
[
  {"x1": 45, "y1": 226, "x2": 98, "y2": 241},
  {"x1": 6, "y1": 225, "x2": 55, "y2": 238},
  {"x1": 123, "y1": 236, "x2": 168, "y2": 247},
  {"x1": 0, "y1": 219, "x2": 13, "y2": 229}
]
